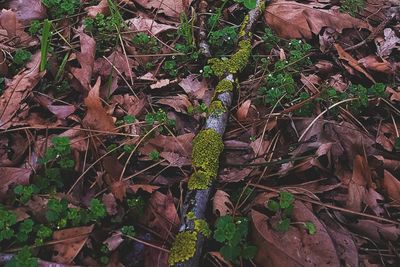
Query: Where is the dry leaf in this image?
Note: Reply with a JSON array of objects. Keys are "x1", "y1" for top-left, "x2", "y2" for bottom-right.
[
  {"x1": 0, "y1": 167, "x2": 31, "y2": 194},
  {"x1": 103, "y1": 231, "x2": 124, "y2": 251},
  {"x1": 52, "y1": 225, "x2": 94, "y2": 264},
  {"x1": 212, "y1": 190, "x2": 233, "y2": 216},
  {"x1": 83, "y1": 77, "x2": 116, "y2": 132},
  {"x1": 128, "y1": 16, "x2": 176, "y2": 35},
  {"x1": 102, "y1": 193, "x2": 118, "y2": 216},
  {"x1": 236, "y1": 100, "x2": 251, "y2": 121},
  {"x1": 264, "y1": 1, "x2": 369, "y2": 39},
  {"x1": 334, "y1": 43, "x2": 376, "y2": 83},
  {"x1": 376, "y1": 28, "x2": 400, "y2": 57},
  {"x1": 111, "y1": 181, "x2": 127, "y2": 201},
  {"x1": 85, "y1": 0, "x2": 109, "y2": 17},
  {"x1": 358, "y1": 55, "x2": 394, "y2": 74},
  {"x1": 128, "y1": 184, "x2": 160, "y2": 194},
  {"x1": 0, "y1": 52, "x2": 43, "y2": 129},
  {"x1": 157, "y1": 94, "x2": 192, "y2": 113},
  {"x1": 383, "y1": 170, "x2": 400, "y2": 202},
  {"x1": 7, "y1": 0, "x2": 47, "y2": 24},
  {"x1": 70, "y1": 32, "x2": 96, "y2": 91},
  {"x1": 178, "y1": 74, "x2": 208, "y2": 100},
  {"x1": 132, "y1": 0, "x2": 192, "y2": 18}
]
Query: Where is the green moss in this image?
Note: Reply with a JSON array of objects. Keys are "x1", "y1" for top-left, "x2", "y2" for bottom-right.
[
  {"x1": 239, "y1": 15, "x2": 249, "y2": 38},
  {"x1": 208, "y1": 40, "x2": 252, "y2": 77},
  {"x1": 168, "y1": 231, "x2": 197, "y2": 266},
  {"x1": 194, "y1": 219, "x2": 211, "y2": 237},
  {"x1": 208, "y1": 100, "x2": 226, "y2": 116},
  {"x1": 188, "y1": 129, "x2": 224, "y2": 190},
  {"x1": 188, "y1": 170, "x2": 212, "y2": 190},
  {"x1": 215, "y1": 79, "x2": 234, "y2": 94}
]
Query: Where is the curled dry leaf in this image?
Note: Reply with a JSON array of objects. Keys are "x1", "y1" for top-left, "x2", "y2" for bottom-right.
[
  {"x1": 218, "y1": 168, "x2": 252, "y2": 183},
  {"x1": 334, "y1": 43, "x2": 376, "y2": 83},
  {"x1": 376, "y1": 28, "x2": 400, "y2": 57},
  {"x1": 178, "y1": 74, "x2": 208, "y2": 100},
  {"x1": 0, "y1": 52, "x2": 43, "y2": 129},
  {"x1": 264, "y1": 0, "x2": 369, "y2": 39},
  {"x1": 127, "y1": 16, "x2": 176, "y2": 35},
  {"x1": 52, "y1": 225, "x2": 94, "y2": 264},
  {"x1": 0, "y1": 167, "x2": 31, "y2": 194},
  {"x1": 103, "y1": 231, "x2": 124, "y2": 251},
  {"x1": 102, "y1": 193, "x2": 118, "y2": 216},
  {"x1": 383, "y1": 170, "x2": 400, "y2": 202},
  {"x1": 346, "y1": 219, "x2": 400, "y2": 245},
  {"x1": 132, "y1": 0, "x2": 192, "y2": 19},
  {"x1": 358, "y1": 55, "x2": 394, "y2": 74},
  {"x1": 83, "y1": 77, "x2": 116, "y2": 132},
  {"x1": 85, "y1": 0, "x2": 109, "y2": 17},
  {"x1": 157, "y1": 94, "x2": 192, "y2": 114},
  {"x1": 236, "y1": 99, "x2": 251, "y2": 121},
  {"x1": 251, "y1": 201, "x2": 340, "y2": 267},
  {"x1": 212, "y1": 190, "x2": 233, "y2": 216},
  {"x1": 70, "y1": 32, "x2": 96, "y2": 91},
  {"x1": 0, "y1": 9, "x2": 36, "y2": 47},
  {"x1": 6, "y1": 0, "x2": 47, "y2": 24},
  {"x1": 160, "y1": 151, "x2": 191, "y2": 167}
]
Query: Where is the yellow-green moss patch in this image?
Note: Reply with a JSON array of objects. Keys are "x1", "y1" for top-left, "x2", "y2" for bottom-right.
[
  {"x1": 215, "y1": 79, "x2": 234, "y2": 95},
  {"x1": 188, "y1": 129, "x2": 224, "y2": 190},
  {"x1": 208, "y1": 100, "x2": 226, "y2": 116},
  {"x1": 168, "y1": 231, "x2": 197, "y2": 266},
  {"x1": 239, "y1": 15, "x2": 249, "y2": 38},
  {"x1": 208, "y1": 40, "x2": 252, "y2": 77},
  {"x1": 194, "y1": 219, "x2": 211, "y2": 237}
]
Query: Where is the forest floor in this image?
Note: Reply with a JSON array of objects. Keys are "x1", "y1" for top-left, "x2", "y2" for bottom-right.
[{"x1": 0, "y1": 0, "x2": 400, "y2": 266}]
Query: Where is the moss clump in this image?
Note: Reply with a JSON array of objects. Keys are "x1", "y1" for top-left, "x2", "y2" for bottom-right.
[
  {"x1": 208, "y1": 40, "x2": 252, "y2": 77},
  {"x1": 239, "y1": 15, "x2": 250, "y2": 38},
  {"x1": 194, "y1": 219, "x2": 211, "y2": 237},
  {"x1": 208, "y1": 100, "x2": 226, "y2": 116},
  {"x1": 215, "y1": 79, "x2": 234, "y2": 95},
  {"x1": 188, "y1": 129, "x2": 224, "y2": 190},
  {"x1": 168, "y1": 231, "x2": 197, "y2": 266}
]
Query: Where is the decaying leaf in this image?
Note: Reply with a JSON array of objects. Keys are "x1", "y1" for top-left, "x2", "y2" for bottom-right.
[
  {"x1": 0, "y1": 52, "x2": 43, "y2": 129},
  {"x1": 264, "y1": 0, "x2": 369, "y2": 39},
  {"x1": 83, "y1": 77, "x2": 116, "y2": 132},
  {"x1": 127, "y1": 16, "x2": 176, "y2": 35},
  {"x1": 212, "y1": 190, "x2": 233, "y2": 216},
  {"x1": 132, "y1": 0, "x2": 192, "y2": 18},
  {"x1": 0, "y1": 167, "x2": 31, "y2": 194},
  {"x1": 52, "y1": 225, "x2": 94, "y2": 264}
]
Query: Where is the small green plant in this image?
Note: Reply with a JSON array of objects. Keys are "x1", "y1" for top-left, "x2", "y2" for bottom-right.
[
  {"x1": 233, "y1": 0, "x2": 257, "y2": 9},
  {"x1": 208, "y1": 26, "x2": 237, "y2": 55},
  {"x1": 259, "y1": 73, "x2": 296, "y2": 105},
  {"x1": 267, "y1": 192, "x2": 316, "y2": 234},
  {"x1": 188, "y1": 102, "x2": 208, "y2": 115},
  {"x1": 34, "y1": 224, "x2": 53, "y2": 245},
  {"x1": 121, "y1": 225, "x2": 136, "y2": 236},
  {"x1": 28, "y1": 20, "x2": 41, "y2": 35},
  {"x1": 0, "y1": 206, "x2": 17, "y2": 242},
  {"x1": 340, "y1": 0, "x2": 365, "y2": 17},
  {"x1": 145, "y1": 109, "x2": 176, "y2": 130},
  {"x1": 13, "y1": 49, "x2": 32, "y2": 66},
  {"x1": 127, "y1": 196, "x2": 145, "y2": 215},
  {"x1": 41, "y1": 0, "x2": 80, "y2": 19},
  {"x1": 163, "y1": 60, "x2": 178, "y2": 77},
  {"x1": 14, "y1": 185, "x2": 38, "y2": 204},
  {"x1": 213, "y1": 215, "x2": 257, "y2": 263},
  {"x1": 149, "y1": 150, "x2": 160, "y2": 161},
  {"x1": 262, "y1": 28, "x2": 279, "y2": 50},
  {"x1": 5, "y1": 247, "x2": 38, "y2": 267},
  {"x1": 132, "y1": 33, "x2": 160, "y2": 54}
]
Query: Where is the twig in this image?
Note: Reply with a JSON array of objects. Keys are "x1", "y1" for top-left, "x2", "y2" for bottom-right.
[{"x1": 172, "y1": 2, "x2": 267, "y2": 267}]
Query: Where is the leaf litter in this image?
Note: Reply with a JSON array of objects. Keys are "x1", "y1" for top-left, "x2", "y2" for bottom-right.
[{"x1": 0, "y1": 0, "x2": 399, "y2": 266}]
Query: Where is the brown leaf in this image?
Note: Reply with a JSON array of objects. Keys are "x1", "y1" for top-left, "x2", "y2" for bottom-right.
[
  {"x1": 127, "y1": 16, "x2": 176, "y2": 35},
  {"x1": 142, "y1": 133, "x2": 194, "y2": 157},
  {"x1": 70, "y1": 32, "x2": 96, "y2": 91},
  {"x1": 83, "y1": 77, "x2": 116, "y2": 132},
  {"x1": 251, "y1": 202, "x2": 340, "y2": 267},
  {"x1": 212, "y1": 190, "x2": 233, "y2": 216},
  {"x1": 0, "y1": 52, "x2": 43, "y2": 129},
  {"x1": 264, "y1": 1, "x2": 369, "y2": 39},
  {"x1": 94, "y1": 50, "x2": 137, "y2": 82},
  {"x1": 383, "y1": 170, "x2": 400, "y2": 203},
  {"x1": 376, "y1": 28, "x2": 400, "y2": 57},
  {"x1": 132, "y1": 0, "x2": 192, "y2": 18},
  {"x1": 236, "y1": 99, "x2": 251, "y2": 121},
  {"x1": 111, "y1": 181, "x2": 127, "y2": 201},
  {"x1": 347, "y1": 219, "x2": 400, "y2": 245},
  {"x1": 128, "y1": 184, "x2": 160, "y2": 194},
  {"x1": 157, "y1": 94, "x2": 191, "y2": 113},
  {"x1": 85, "y1": 0, "x2": 109, "y2": 17},
  {"x1": 7, "y1": 0, "x2": 47, "y2": 24},
  {"x1": 160, "y1": 151, "x2": 191, "y2": 167},
  {"x1": 358, "y1": 55, "x2": 394, "y2": 74},
  {"x1": 102, "y1": 193, "x2": 118, "y2": 216},
  {"x1": 0, "y1": 167, "x2": 31, "y2": 194},
  {"x1": 52, "y1": 225, "x2": 94, "y2": 264},
  {"x1": 218, "y1": 168, "x2": 252, "y2": 183},
  {"x1": 178, "y1": 74, "x2": 208, "y2": 100},
  {"x1": 334, "y1": 43, "x2": 376, "y2": 83},
  {"x1": 103, "y1": 232, "x2": 124, "y2": 251}
]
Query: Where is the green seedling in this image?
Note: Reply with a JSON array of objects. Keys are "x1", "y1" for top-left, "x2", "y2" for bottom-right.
[
  {"x1": 121, "y1": 225, "x2": 136, "y2": 237},
  {"x1": 28, "y1": 20, "x2": 42, "y2": 35},
  {"x1": 149, "y1": 150, "x2": 160, "y2": 161},
  {"x1": 213, "y1": 215, "x2": 257, "y2": 263},
  {"x1": 13, "y1": 185, "x2": 38, "y2": 204},
  {"x1": 5, "y1": 247, "x2": 38, "y2": 267},
  {"x1": 42, "y1": 0, "x2": 80, "y2": 19},
  {"x1": 132, "y1": 33, "x2": 160, "y2": 54},
  {"x1": 145, "y1": 109, "x2": 176, "y2": 129},
  {"x1": 262, "y1": 28, "x2": 279, "y2": 50},
  {"x1": 208, "y1": 26, "x2": 237, "y2": 55},
  {"x1": 13, "y1": 49, "x2": 32, "y2": 66},
  {"x1": 0, "y1": 206, "x2": 17, "y2": 242},
  {"x1": 233, "y1": 0, "x2": 257, "y2": 9},
  {"x1": 267, "y1": 192, "x2": 316, "y2": 234},
  {"x1": 163, "y1": 60, "x2": 178, "y2": 77},
  {"x1": 340, "y1": 0, "x2": 365, "y2": 17},
  {"x1": 40, "y1": 19, "x2": 51, "y2": 72}
]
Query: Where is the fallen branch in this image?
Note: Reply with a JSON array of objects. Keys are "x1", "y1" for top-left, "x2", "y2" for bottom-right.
[{"x1": 169, "y1": 2, "x2": 267, "y2": 267}]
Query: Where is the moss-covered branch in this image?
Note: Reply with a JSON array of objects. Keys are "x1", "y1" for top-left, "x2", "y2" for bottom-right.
[{"x1": 169, "y1": 2, "x2": 267, "y2": 266}]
